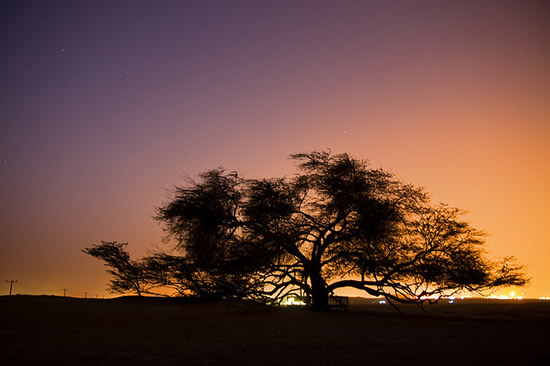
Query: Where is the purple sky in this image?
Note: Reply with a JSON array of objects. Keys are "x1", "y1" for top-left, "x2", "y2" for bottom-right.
[{"x1": 1, "y1": 0, "x2": 549, "y2": 298}]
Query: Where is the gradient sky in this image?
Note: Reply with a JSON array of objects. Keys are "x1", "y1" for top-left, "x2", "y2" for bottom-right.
[{"x1": 1, "y1": 0, "x2": 549, "y2": 299}]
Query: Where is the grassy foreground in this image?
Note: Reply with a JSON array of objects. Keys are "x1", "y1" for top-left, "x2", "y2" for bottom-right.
[{"x1": 1, "y1": 295, "x2": 549, "y2": 365}]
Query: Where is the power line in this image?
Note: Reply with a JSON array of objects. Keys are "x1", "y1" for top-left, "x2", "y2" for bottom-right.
[{"x1": 5, "y1": 280, "x2": 18, "y2": 295}]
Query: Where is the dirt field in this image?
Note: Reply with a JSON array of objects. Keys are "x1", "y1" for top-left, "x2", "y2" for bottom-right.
[{"x1": 2, "y1": 295, "x2": 549, "y2": 365}]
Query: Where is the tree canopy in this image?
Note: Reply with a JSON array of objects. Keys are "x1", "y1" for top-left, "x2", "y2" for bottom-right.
[
  {"x1": 153, "y1": 151, "x2": 527, "y2": 310},
  {"x1": 85, "y1": 151, "x2": 527, "y2": 310}
]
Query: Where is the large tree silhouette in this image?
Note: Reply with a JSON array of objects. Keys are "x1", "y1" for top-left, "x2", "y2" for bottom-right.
[{"x1": 155, "y1": 151, "x2": 527, "y2": 310}]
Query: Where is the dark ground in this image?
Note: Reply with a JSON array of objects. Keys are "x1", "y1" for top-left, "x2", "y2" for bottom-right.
[{"x1": 1, "y1": 295, "x2": 549, "y2": 365}]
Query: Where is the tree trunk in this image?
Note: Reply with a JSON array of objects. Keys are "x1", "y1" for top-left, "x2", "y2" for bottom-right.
[{"x1": 310, "y1": 273, "x2": 330, "y2": 311}]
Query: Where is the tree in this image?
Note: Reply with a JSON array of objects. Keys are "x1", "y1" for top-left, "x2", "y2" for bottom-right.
[
  {"x1": 82, "y1": 241, "x2": 151, "y2": 296},
  {"x1": 155, "y1": 151, "x2": 528, "y2": 310}
]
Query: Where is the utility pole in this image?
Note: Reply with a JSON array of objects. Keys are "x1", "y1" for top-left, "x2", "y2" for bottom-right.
[
  {"x1": 5, "y1": 280, "x2": 18, "y2": 296},
  {"x1": 84, "y1": 292, "x2": 88, "y2": 299},
  {"x1": 62, "y1": 288, "x2": 68, "y2": 297}
]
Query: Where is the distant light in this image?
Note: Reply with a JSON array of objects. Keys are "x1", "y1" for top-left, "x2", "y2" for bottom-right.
[
  {"x1": 539, "y1": 297, "x2": 550, "y2": 301},
  {"x1": 419, "y1": 295, "x2": 441, "y2": 300},
  {"x1": 379, "y1": 300, "x2": 386, "y2": 304},
  {"x1": 281, "y1": 296, "x2": 306, "y2": 306},
  {"x1": 448, "y1": 300, "x2": 454, "y2": 304},
  {"x1": 486, "y1": 294, "x2": 525, "y2": 300}
]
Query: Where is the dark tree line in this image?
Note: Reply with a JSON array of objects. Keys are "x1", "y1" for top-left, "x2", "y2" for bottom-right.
[{"x1": 84, "y1": 151, "x2": 527, "y2": 310}]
